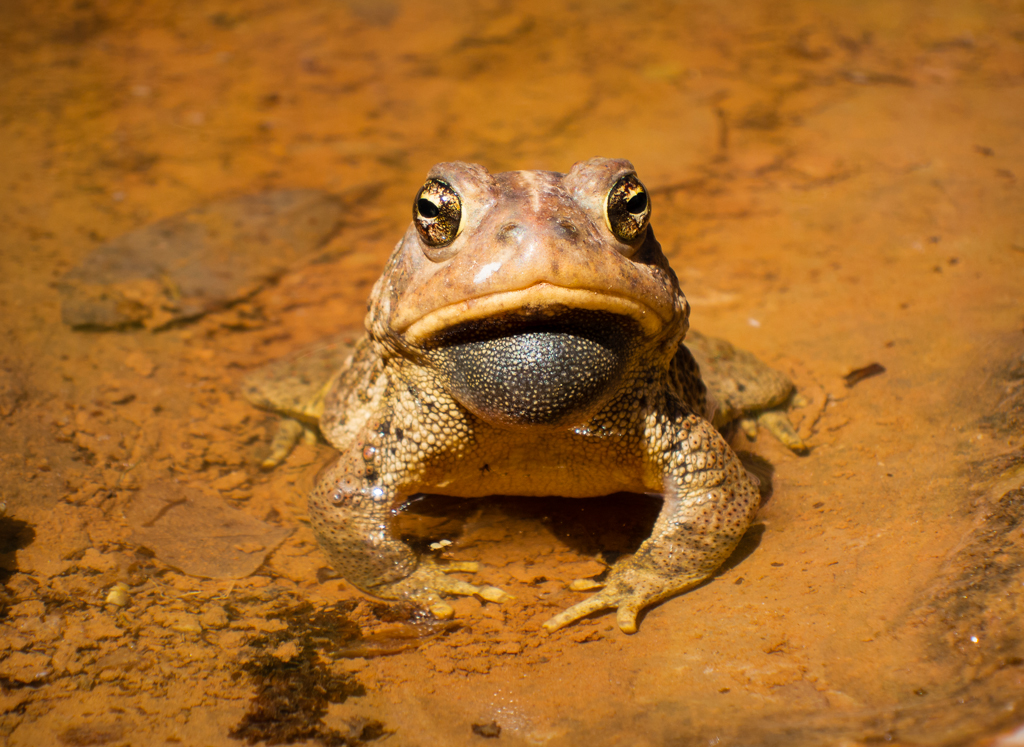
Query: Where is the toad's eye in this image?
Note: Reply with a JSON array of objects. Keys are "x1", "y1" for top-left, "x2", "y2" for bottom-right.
[
  {"x1": 605, "y1": 172, "x2": 651, "y2": 244},
  {"x1": 414, "y1": 178, "x2": 462, "y2": 255}
]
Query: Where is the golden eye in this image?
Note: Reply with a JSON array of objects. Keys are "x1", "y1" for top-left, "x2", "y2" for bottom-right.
[
  {"x1": 413, "y1": 178, "x2": 462, "y2": 250},
  {"x1": 605, "y1": 173, "x2": 651, "y2": 243}
]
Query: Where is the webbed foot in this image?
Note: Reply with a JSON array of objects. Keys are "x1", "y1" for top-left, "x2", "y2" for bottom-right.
[
  {"x1": 739, "y1": 408, "x2": 809, "y2": 454},
  {"x1": 543, "y1": 559, "x2": 701, "y2": 634},
  {"x1": 685, "y1": 331, "x2": 810, "y2": 455},
  {"x1": 376, "y1": 559, "x2": 511, "y2": 620}
]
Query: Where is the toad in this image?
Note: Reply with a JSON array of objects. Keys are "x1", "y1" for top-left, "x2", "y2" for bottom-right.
[{"x1": 244, "y1": 158, "x2": 805, "y2": 633}]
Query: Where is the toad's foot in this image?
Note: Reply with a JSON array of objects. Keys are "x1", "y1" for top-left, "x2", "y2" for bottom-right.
[
  {"x1": 260, "y1": 418, "x2": 320, "y2": 469},
  {"x1": 686, "y1": 331, "x2": 809, "y2": 455},
  {"x1": 739, "y1": 408, "x2": 809, "y2": 454},
  {"x1": 542, "y1": 559, "x2": 703, "y2": 634},
  {"x1": 374, "y1": 559, "x2": 511, "y2": 620}
]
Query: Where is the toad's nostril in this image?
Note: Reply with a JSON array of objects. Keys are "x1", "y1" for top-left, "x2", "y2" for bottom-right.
[
  {"x1": 555, "y1": 219, "x2": 580, "y2": 241},
  {"x1": 497, "y1": 222, "x2": 522, "y2": 241}
]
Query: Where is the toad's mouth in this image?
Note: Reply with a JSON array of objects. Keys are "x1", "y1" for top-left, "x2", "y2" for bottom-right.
[
  {"x1": 419, "y1": 303, "x2": 644, "y2": 429},
  {"x1": 399, "y1": 284, "x2": 666, "y2": 345}
]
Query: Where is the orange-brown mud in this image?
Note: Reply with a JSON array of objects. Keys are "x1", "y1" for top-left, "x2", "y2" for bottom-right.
[{"x1": 2, "y1": 1, "x2": 1023, "y2": 745}]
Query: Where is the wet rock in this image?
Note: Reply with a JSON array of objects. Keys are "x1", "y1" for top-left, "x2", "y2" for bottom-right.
[
  {"x1": 0, "y1": 651, "x2": 52, "y2": 683},
  {"x1": 123, "y1": 351, "x2": 155, "y2": 377},
  {"x1": 59, "y1": 190, "x2": 344, "y2": 330},
  {"x1": 50, "y1": 641, "x2": 83, "y2": 675},
  {"x1": 211, "y1": 469, "x2": 250, "y2": 492},
  {"x1": 104, "y1": 582, "x2": 130, "y2": 608},
  {"x1": 199, "y1": 606, "x2": 229, "y2": 630},
  {"x1": 125, "y1": 481, "x2": 291, "y2": 579},
  {"x1": 159, "y1": 612, "x2": 203, "y2": 634},
  {"x1": 15, "y1": 503, "x2": 92, "y2": 579},
  {"x1": 80, "y1": 611, "x2": 124, "y2": 641}
]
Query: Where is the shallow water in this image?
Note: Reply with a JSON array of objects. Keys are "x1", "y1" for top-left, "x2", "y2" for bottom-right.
[{"x1": 1, "y1": 1, "x2": 1023, "y2": 745}]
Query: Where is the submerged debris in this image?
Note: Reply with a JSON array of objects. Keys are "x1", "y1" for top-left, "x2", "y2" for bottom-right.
[
  {"x1": 843, "y1": 362, "x2": 886, "y2": 387},
  {"x1": 230, "y1": 600, "x2": 457, "y2": 745},
  {"x1": 471, "y1": 721, "x2": 502, "y2": 738},
  {"x1": 228, "y1": 602, "x2": 411, "y2": 746},
  {"x1": 230, "y1": 653, "x2": 381, "y2": 747}
]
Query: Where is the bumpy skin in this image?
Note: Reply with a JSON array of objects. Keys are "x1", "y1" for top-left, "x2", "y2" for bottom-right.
[{"x1": 291, "y1": 158, "x2": 765, "y2": 633}]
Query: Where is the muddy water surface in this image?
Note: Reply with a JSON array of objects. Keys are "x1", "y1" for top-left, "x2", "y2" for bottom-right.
[{"x1": 1, "y1": 1, "x2": 1023, "y2": 745}]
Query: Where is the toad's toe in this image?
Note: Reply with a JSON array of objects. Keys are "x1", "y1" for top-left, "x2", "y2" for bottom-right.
[
  {"x1": 756, "y1": 409, "x2": 809, "y2": 454},
  {"x1": 544, "y1": 562, "x2": 706, "y2": 634},
  {"x1": 374, "y1": 560, "x2": 511, "y2": 619}
]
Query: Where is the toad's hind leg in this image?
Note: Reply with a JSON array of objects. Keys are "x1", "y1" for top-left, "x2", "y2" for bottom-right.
[
  {"x1": 686, "y1": 330, "x2": 808, "y2": 454},
  {"x1": 242, "y1": 333, "x2": 362, "y2": 468}
]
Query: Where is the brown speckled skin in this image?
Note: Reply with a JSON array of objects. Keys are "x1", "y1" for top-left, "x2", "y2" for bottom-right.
[{"x1": 306, "y1": 158, "x2": 760, "y2": 633}]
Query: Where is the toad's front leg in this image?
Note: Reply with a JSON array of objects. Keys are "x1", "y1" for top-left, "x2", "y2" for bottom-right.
[
  {"x1": 308, "y1": 453, "x2": 509, "y2": 620},
  {"x1": 543, "y1": 415, "x2": 760, "y2": 634}
]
